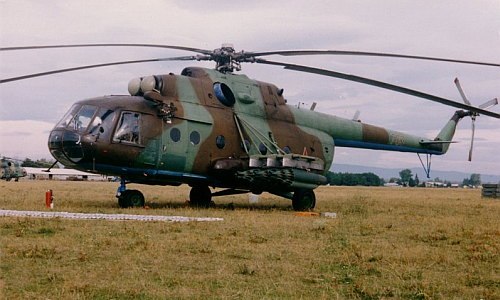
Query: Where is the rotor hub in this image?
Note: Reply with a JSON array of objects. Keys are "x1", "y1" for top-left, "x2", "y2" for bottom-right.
[{"x1": 194, "y1": 44, "x2": 254, "y2": 73}]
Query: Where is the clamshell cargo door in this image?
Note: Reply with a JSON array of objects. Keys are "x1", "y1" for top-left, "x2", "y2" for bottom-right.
[{"x1": 138, "y1": 113, "x2": 162, "y2": 167}]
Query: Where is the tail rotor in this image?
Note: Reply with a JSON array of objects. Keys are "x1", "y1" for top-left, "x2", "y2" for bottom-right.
[{"x1": 454, "y1": 78, "x2": 498, "y2": 161}]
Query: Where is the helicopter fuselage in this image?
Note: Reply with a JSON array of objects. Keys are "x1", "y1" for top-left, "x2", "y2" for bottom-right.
[{"x1": 47, "y1": 67, "x2": 460, "y2": 206}]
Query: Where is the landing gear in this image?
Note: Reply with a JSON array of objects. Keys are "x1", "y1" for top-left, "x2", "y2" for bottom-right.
[
  {"x1": 118, "y1": 190, "x2": 145, "y2": 208},
  {"x1": 116, "y1": 178, "x2": 145, "y2": 208},
  {"x1": 292, "y1": 189, "x2": 316, "y2": 211},
  {"x1": 189, "y1": 186, "x2": 212, "y2": 207}
]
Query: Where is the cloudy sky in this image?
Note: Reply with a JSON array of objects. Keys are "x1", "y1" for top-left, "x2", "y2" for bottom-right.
[{"x1": 1, "y1": 0, "x2": 499, "y2": 175}]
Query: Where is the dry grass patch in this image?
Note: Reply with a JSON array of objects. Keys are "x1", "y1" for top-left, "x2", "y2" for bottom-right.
[{"x1": 1, "y1": 182, "x2": 499, "y2": 299}]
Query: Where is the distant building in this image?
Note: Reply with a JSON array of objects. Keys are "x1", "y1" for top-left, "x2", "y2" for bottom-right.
[
  {"x1": 384, "y1": 182, "x2": 401, "y2": 187},
  {"x1": 425, "y1": 182, "x2": 444, "y2": 188},
  {"x1": 23, "y1": 167, "x2": 110, "y2": 181}
]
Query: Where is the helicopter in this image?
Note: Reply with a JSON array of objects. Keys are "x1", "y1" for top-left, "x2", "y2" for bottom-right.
[
  {"x1": 1, "y1": 43, "x2": 499, "y2": 210},
  {"x1": 1, "y1": 157, "x2": 27, "y2": 181}
]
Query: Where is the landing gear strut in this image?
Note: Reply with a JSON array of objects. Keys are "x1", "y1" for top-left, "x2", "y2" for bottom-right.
[
  {"x1": 189, "y1": 186, "x2": 212, "y2": 207},
  {"x1": 116, "y1": 178, "x2": 145, "y2": 208},
  {"x1": 292, "y1": 189, "x2": 316, "y2": 211}
]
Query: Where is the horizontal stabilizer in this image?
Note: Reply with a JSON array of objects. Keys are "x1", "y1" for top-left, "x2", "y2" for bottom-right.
[{"x1": 419, "y1": 140, "x2": 457, "y2": 145}]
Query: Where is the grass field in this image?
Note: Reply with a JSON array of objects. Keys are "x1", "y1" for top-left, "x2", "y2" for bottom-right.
[{"x1": 1, "y1": 181, "x2": 499, "y2": 299}]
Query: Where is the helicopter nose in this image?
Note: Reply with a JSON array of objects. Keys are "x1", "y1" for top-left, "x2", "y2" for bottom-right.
[{"x1": 48, "y1": 130, "x2": 85, "y2": 165}]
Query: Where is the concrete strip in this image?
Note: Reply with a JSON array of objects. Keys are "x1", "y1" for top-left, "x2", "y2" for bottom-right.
[{"x1": 0, "y1": 210, "x2": 223, "y2": 222}]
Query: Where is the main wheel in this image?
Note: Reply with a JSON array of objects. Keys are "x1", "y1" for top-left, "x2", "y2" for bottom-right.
[
  {"x1": 292, "y1": 189, "x2": 316, "y2": 211},
  {"x1": 127, "y1": 190, "x2": 145, "y2": 207},
  {"x1": 118, "y1": 190, "x2": 145, "y2": 208},
  {"x1": 189, "y1": 186, "x2": 212, "y2": 208}
]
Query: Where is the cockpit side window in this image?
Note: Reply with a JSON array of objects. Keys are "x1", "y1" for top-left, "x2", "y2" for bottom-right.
[
  {"x1": 89, "y1": 109, "x2": 116, "y2": 136},
  {"x1": 113, "y1": 112, "x2": 141, "y2": 144}
]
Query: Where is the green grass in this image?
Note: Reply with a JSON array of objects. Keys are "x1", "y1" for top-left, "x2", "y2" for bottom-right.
[{"x1": 1, "y1": 181, "x2": 499, "y2": 299}]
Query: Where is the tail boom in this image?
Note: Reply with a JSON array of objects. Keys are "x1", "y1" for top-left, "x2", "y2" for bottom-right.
[{"x1": 327, "y1": 111, "x2": 467, "y2": 155}]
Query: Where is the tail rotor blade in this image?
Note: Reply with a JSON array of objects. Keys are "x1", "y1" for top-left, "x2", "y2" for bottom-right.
[
  {"x1": 478, "y1": 98, "x2": 499, "y2": 110},
  {"x1": 454, "y1": 78, "x2": 472, "y2": 105},
  {"x1": 468, "y1": 119, "x2": 476, "y2": 162}
]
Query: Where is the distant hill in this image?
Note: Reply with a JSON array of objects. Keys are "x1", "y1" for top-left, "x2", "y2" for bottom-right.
[{"x1": 330, "y1": 164, "x2": 500, "y2": 184}]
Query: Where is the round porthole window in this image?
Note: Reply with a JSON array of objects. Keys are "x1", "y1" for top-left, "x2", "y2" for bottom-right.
[
  {"x1": 240, "y1": 140, "x2": 251, "y2": 152},
  {"x1": 216, "y1": 135, "x2": 226, "y2": 149},
  {"x1": 190, "y1": 131, "x2": 200, "y2": 145},
  {"x1": 170, "y1": 128, "x2": 181, "y2": 142},
  {"x1": 213, "y1": 82, "x2": 236, "y2": 106},
  {"x1": 283, "y1": 146, "x2": 292, "y2": 154},
  {"x1": 259, "y1": 143, "x2": 267, "y2": 155}
]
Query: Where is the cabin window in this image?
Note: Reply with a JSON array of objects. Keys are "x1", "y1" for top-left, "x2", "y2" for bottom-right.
[
  {"x1": 216, "y1": 135, "x2": 226, "y2": 149},
  {"x1": 283, "y1": 146, "x2": 292, "y2": 154},
  {"x1": 170, "y1": 128, "x2": 181, "y2": 142},
  {"x1": 113, "y1": 112, "x2": 141, "y2": 144},
  {"x1": 240, "y1": 140, "x2": 250, "y2": 152},
  {"x1": 259, "y1": 143, "x2": 267, "y2": 155},
  {"x1": 190, "y1": 131, "x2": 200, "y2": 145}
]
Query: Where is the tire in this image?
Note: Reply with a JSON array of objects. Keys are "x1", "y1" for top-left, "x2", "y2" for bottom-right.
[
  {"x1": 118, "y1": 190, "x2": 145, "y2": 208},
  {"x1": 127, "y1": 190, "x2": 145, "y2": 207},
  {"x1": 189, "y1": 186, "x2": 212, "y2": 208},
  {"x1": 292, "y1": 189, "x2": 316, "y2": 211}
]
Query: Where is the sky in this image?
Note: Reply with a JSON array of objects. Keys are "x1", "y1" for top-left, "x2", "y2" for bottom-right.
[{"x1": 1, "y1": 0, "x2": 499, "y2": 176}]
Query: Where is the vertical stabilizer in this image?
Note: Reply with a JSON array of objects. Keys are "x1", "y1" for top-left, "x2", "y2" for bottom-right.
[{"x1": 434, "y1": 110, "x2": 469, "y2": 153}]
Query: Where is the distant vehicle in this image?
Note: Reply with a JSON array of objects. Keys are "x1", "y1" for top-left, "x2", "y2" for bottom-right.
[{"x1": 1, "y1": 157, "x2": 27, "y2": 181}]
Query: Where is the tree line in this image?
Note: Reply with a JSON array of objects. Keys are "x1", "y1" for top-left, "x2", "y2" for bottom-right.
[
  {"x1": 325, "y1": 168, "x2": 481, "y2": 187},
  {"x1": 326, "y1": 172, "x2": 383, "y2": 186},
  {"x1": 20, "y1": 158, "x2": 59, "y2": 168}
]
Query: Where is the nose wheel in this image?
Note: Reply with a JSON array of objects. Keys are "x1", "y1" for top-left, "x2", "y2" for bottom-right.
[
  {"x1": 116, "y1": 178, "x2": 145, "y2": 208},
  {"x1": 118, "y1": 190, "x2": 145, "y2": 208}
]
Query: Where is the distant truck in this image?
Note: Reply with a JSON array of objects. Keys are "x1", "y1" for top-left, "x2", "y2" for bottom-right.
[{"x1": 1, "y1": 157, "x2": 27, "y2": 181}]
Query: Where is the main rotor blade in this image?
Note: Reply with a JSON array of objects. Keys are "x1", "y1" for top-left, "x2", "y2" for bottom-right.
[
  {"x1": 255, "y1": 58, "x2": 500, "y2": 119},
  {"x1": 0, "y1": 43, "x2": 213, "y2": 55},
  {"x1": 249, "y1": 50, "x2": 500, "y2": 68},
  {"x1": 0, "y1": 56, "x2": 197, "y2": 83}
]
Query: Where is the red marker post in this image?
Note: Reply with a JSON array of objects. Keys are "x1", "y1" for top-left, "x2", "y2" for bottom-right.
[{"x1": 45, "y1": 190, "x2": 53, "y2": 209}]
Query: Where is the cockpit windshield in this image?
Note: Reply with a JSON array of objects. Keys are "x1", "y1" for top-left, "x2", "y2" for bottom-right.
[
  {"x1": 72, "y1": 106, "x2": 98, "y2": 132},
  {"x1": 55, "y1": 104, "x2": 80, "y2": 128},
  {"x1": 55, "y1": 105, "x2": 98, "y2": 132}
]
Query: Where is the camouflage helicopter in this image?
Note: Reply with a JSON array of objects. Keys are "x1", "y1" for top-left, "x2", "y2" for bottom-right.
[
  {"x1": 1, "y1": 43, "x2": 499, "y2": 210},
  {"x1": 1, "y1": 157, "x2": 27, "y2": 182}
]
